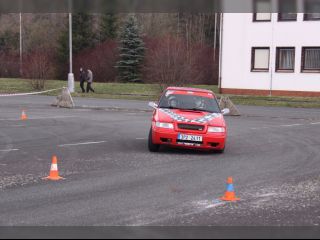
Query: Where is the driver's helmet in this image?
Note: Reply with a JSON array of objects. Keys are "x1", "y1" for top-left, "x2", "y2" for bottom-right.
[
  {"x1": 168, "y1": 96, "x2": 179, "y2": 108},
  {"x1": 195, "y1": 97, "x2": 205, "y2": 109}
]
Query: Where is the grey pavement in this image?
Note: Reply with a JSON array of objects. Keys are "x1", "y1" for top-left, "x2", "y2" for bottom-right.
[
  {"x1": 0, "y1": 95, "x2": 151, "y2": 112},
  {"x1": 0, "y1": 95, "x2": 320, "y2": 227},
  {"x1": 1, "y1": 94, "x2": 320, "y2": 119}
]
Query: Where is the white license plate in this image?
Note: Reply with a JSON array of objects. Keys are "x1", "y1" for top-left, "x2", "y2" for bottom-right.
[{"x1": 178, "y1": 134, "x2": 203, "y2": 142}]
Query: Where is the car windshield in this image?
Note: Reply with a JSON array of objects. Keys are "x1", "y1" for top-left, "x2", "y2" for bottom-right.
[{"x1": 158, "y1": 93, "x2": 221, "y2": 113}]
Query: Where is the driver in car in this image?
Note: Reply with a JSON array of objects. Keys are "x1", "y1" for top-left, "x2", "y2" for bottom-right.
[
  {"x1": 168, "y1": 96, "x2": 179, "y2": 108},
  {"x1": 195, "y1": 97, "x2": 206, "y2": 110}
]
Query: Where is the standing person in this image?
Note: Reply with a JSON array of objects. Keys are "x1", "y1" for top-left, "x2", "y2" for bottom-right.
[
  {"x1": 86, "y1": 69, "x2": 95, "y2": 93},
  {"x1": 79, "y1": 68, "x2": 86, "y2": 93}
]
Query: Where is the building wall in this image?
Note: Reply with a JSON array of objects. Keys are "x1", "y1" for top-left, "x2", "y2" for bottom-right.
[{"x1": 221, "y1": 13, "x2": 320, "y2": 96}]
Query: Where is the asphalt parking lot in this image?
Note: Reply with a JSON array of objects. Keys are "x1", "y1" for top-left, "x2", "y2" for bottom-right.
[{"x1": 0, "y1": 95, "x2": 320, "y2": 226}]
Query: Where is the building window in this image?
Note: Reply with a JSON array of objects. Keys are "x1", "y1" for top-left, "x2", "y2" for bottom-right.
[
  {"x1": 304, "y1": 13, "x2": 320, "y2": 21},
  {"x1": 253, "y1": 0, "x2": 272, "y2": 22},
  {"x1": 301, "y1": 47, "x2": 320, "y2": 72},
  {"x1": 278, "y1": 0, "x2": 297, "y2": 21},
  {"x1": 276, "y1": 48, "x2": 295, "y2": 72},
  {"x1": 278, "y1": 13, "x2": 297, "y2": 21},
  {"x1": 304, "y1": 0, "x2": 320, "y2": 20},
  {"x1": 254, "y1": 13, "x2": 272, "y2": 21},
  {"x1": 252, "y1": 47, "x2": 270, "y2": 72}
]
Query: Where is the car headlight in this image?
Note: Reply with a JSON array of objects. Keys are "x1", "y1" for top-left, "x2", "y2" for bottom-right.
[
  {"x1": 208, "y1": 127, "x2": 225, "y2": 133},
  {"x1": 156, "y1": 122, "x2": 174, "y2": 129}
]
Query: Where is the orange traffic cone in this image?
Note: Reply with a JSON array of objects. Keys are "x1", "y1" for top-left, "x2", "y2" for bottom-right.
[
  {"x1": 220, "y1": 177, "x2": 240, "y2": 202},
  {"x1": 43, "y1": 156, "x2": 65, "y2": 181},
  {"x1": 21, "y1": 110, "x2": 28, "y2": 120}
]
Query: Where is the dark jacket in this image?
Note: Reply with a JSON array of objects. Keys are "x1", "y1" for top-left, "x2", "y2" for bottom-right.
[{"x1": 80, "y1": 70, "x2": 87, "y2": 83}]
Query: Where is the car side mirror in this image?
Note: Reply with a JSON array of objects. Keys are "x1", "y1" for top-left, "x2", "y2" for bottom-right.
[
  {"x1": 148, "y1": 102, "x2": 158, "y2": 109},
  {"x1": 221, "y1": 108, "x2": 230, "y2": 116}
]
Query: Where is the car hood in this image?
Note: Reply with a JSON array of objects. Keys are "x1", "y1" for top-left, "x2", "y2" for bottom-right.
[{"x1": 156, "y1": 108, "x2": 226, "y2": 126}]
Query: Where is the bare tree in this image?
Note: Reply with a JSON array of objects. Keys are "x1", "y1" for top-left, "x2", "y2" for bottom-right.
[
  {"x1": 143, "y1": 36, "x2": 211, "y2": 91},
  {"x1": 23, "y1": 48, "x2": 54, "y2": 90}
]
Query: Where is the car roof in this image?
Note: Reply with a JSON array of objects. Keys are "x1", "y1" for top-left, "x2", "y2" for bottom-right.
[{"x1": 166, "y1": 87, "x2": 216, "y2": 96}]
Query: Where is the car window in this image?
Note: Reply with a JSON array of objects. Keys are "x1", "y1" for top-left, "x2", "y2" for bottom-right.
[{"x1": 158, "y1": 92, "x2": 221, "y2": 113}]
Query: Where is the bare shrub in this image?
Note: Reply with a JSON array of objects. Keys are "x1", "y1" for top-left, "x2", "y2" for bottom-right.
[
  {"x1": 22, "y1": 49, "x2": 55, "y2": 90},
  {"x1": 143, "y1": 35, "x2": 218, "y2": 91},
  {"x1": 74, "y1": 40, "x2": 119, "y2": 83}
]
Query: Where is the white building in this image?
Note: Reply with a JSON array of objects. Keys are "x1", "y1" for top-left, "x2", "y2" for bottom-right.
[{"x1": 220, "y1": 13, "x2": 320, "y2": 97}]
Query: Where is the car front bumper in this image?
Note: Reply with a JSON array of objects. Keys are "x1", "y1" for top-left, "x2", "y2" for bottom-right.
[{"x1": 152, "y1": 126, "x2": 226, "y2": 150}]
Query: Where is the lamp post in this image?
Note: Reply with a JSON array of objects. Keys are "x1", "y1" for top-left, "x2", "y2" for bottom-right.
[
  {"x1": 214, "y1": 12, "x2": 217, "y2": 62},
  {"x1": 68, "y1": 13, "x2": 75, "y2": 93},
  {"x1": 19, "y1": 13, "x2": 23, "y2": 77}
]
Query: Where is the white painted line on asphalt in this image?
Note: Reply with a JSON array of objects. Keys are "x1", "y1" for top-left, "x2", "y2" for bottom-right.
[
  {"x1": 193, "y1": 200, "x2": 225, "y2": 210},
  {"x1": 28, "y1": 116, "x2": 75, "y2": 120},
  {"x1": 58, "y1": 141, "x2": 107, "y2": 147},
  {"x1": 0, "y1": 149, "x2": 19, "y2": 152},
  {"x1": 250, "y1": 126, "x2": 270, "y2": 130},
  {"x1": 280, "y1": 124, "x2": 304, "y2": 127},
  {"x1": 251, "y1": 123, "x2": 309, "y2": 130},
  {"x1": 136, "y1": 138, "x2": 147, "y2": 140},
  {"x1": 311, "y1": 122, "x2": 320, "y2": 125},
  {"x1": 0, "y1": 116, "x2": 75, "y2": 121},
  {"x1": 0, "y1": 118, "x2": 22, "y2": 121}
]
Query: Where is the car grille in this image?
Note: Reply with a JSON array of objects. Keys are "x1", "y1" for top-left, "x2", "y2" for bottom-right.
[{"x1": 178, "y1": 124, "x2": 205, "y2": 131}]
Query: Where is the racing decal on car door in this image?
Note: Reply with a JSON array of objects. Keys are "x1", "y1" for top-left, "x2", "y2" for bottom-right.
[{"x1": 159, "y1": 108, "x2": 220, "y2": 124}]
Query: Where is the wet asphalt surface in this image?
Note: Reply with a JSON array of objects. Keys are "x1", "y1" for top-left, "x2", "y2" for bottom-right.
[{"x1": 0, "y1": 96, "x2": 320, "y2": 227}]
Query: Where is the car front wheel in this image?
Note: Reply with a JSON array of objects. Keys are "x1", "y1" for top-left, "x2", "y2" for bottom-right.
[
  {"x1": 214, "y1": 147, "x2": 225, "y2": 154},
  {"x1": 148, "y1": 128, "x2": 160, "y2": 152}
]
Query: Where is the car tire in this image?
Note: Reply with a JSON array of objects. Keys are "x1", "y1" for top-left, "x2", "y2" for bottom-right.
[
  {"x1": 214, "y1": 148, "x2": 225, "y2": 154},
  {"x1": 148, "y1": 128, "x2": 160, "y2": 152}
]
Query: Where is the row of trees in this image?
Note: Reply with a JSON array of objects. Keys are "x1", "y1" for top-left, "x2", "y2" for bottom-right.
[{"x1": 0, "y1": 13, "x2": 220, "y2": 89}]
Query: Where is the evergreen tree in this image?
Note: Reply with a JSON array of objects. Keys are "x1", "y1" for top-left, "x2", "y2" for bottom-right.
[
  {"x1": 116, "y1": 15, "x2": 145, "y2": 83},
  {"x1": 99, "y1": 13, "x2": 118, "y2": 42},
  {"x1": 58, "y1": 13, "x2": 96, "y2": 63}
]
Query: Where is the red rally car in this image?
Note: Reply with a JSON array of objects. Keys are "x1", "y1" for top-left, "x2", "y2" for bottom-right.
[{"x1": 148, "y1": 87, "x2": 230, "y2": 153}]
